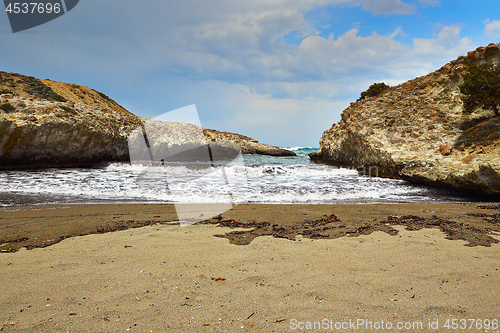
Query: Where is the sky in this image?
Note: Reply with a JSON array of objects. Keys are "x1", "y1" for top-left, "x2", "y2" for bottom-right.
[{"x1": 1, "y1": 0, "x2": 499, "y2": 147}]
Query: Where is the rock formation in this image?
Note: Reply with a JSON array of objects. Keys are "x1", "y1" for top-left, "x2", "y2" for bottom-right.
[
  {"x1": 310, "y1": 43, "x2": 500, "y2": 195},
  {"x1": 128, "y1": 120, "x2": 242, "y2": 163},
  {"x1": 0, "y1": 73, "x2": 142, "y2": 169},
  {"x1": 0, "y1": 72, "x2": 294, "y2": 169},
  {"x1": 204, "y1": 129, "x2": 295, "y2": 156}
]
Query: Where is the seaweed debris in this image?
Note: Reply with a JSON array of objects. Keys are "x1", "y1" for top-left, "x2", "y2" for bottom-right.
[{"x1": 208, "y1": 212, "x2": 499, "y2": 247}]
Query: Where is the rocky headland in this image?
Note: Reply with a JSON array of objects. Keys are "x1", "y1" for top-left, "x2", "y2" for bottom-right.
[
  {"x1": 0, "y1": 72, "x2": 293, "y2": 169},
  {"x1": 310, "y1": 43, "x2": 500, "y2": 195},
  {"x1": 204, "y1": 129, "x2": 295, "y2": 156}
]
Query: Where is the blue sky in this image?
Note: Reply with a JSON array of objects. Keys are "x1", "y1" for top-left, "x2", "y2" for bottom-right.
[{"x1": 1, "y1": 0, "x2": 500, "y2": 147}]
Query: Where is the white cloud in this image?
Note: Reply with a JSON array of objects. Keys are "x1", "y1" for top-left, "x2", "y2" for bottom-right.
[
  {"x1": 295, "y1": 29, "x2": 410, "y2": 77},
  {"x1": 484, "y1": 20, "x2": 500, "y2": 38},
  {"x1": 202, "y1": 81, "x2": 350, "y2": 146},
  {"x1": 419, "y1": 0, "x2": 440, "y2": 6},
  {"x1": 18, "y1": 0, "x2": 470, "y2": 89},
  {"x1": 359, "y1": 0, "x2": 416, "y2": 15},
  {"x1": 389, "y1": 26, "x2": 405, "y2": 38},
  {"x1": 413, "y1": 25, "x2": 473, "y2": 56}
]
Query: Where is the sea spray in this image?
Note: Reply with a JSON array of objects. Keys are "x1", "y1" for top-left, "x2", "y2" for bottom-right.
[{"x1": 0, "y1": 149, "x2": 471, "y2": 206}]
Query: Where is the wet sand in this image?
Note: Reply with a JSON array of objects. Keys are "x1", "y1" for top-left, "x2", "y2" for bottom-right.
[
  {"x1": 1, "y1": 203, "x2": 500, "y2": 332},
  {"x1": 1, "y1": 203, "x2": 499, "y2": 252}
]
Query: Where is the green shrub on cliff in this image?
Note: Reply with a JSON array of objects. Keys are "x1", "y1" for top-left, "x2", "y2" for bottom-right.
[
  {"x1": 59, "y1": 105, "x2": 77, "y2": 114},
  {"x1": 357, "y1": 82, "x2": 390, "y2": 101},
  {"x1": 460, "y1": 62, "x2": 500, "y2": 115},
  {"x1": 18, "y1": 75, "x2": 67, "y2": 102},
  {"x1": 0, "y1": 102, "x2": 15, "y2": 112}
]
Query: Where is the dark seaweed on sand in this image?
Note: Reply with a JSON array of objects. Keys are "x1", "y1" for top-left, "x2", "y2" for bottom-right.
[{"x1": 207, "y1": 209, "x2": 500, "y2": 247}]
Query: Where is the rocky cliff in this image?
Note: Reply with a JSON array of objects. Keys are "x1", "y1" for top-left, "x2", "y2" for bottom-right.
[
  {"x1": 0, "y1": 72, "x2": 294, "y2": 169},
  {"x1": 0, "y1": 72, "x2": 142, "y2": 169},
  {"x1": 310, "y1": 43, "x2": 500, "y2": 195},
  {"x1": 204, "y1": 129, "x2": 295, "y2": 156}
]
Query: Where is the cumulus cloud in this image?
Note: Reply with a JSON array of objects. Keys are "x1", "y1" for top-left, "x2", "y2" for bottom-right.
[
  {"x1": 4, "y1": 0, "x2": 467, "y2": 87},
  {"x1": 484, "y1": 20, "x2": 500, "y2": 38},
  {"x1": 359, "y1": 0, "x2": 416, "y2": 15},
  {"x1": 413, "y1": 25, "x2": 473, "y2": 56}
]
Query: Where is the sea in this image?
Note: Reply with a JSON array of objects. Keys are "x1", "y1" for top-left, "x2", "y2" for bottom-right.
[{"x1": 0, "y1": 147, "x2": 474, "y2": 207}]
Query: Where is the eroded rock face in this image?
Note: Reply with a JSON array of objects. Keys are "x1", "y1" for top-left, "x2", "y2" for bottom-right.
[
  {"x1": 310, "y1": 43, "x2": 500, "y2": 195},
  {"x1": 204, "y1": 129, "x2": 295, "y2": 156},
  {"x1": 0, "y1": 72, "x2": 294, "y2": 169},
  {"x1": 0, "y1": 73, "x2": 142, "y2": 169}
]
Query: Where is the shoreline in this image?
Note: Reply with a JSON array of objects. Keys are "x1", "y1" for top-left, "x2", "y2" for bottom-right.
[{"x1": 1, "y1": 203, "x2": 499, "y2": 252}]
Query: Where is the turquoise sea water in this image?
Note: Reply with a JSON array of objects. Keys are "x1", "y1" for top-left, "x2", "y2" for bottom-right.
[{"x1": 243, "y1": 147, "x2": 318, "y2": 166}]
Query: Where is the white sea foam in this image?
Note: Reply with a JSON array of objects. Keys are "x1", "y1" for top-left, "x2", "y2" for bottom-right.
[{"x1": 0, "y1": 155, "x2": 467, "y2": 207}]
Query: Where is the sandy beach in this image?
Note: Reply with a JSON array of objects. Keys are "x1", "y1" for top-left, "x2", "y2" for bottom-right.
[{"x1": 1, "y1": 203, "x2": 500, "y2": 332}]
